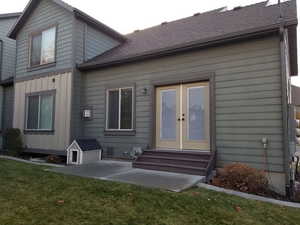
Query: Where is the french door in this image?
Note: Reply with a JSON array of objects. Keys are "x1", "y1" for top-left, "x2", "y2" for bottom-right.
[{"x1": 155, "y1": 82, "x2": 210, "y2": 150}]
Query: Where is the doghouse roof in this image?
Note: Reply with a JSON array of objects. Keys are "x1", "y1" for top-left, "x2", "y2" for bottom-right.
[{"x1": 73, "y1": 139, "x2": 101, "y2": 151}]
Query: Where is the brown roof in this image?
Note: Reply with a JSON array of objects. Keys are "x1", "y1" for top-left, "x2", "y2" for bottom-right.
[{"x1": 79, "y1": 0, "x2": 297, "y2": 72}]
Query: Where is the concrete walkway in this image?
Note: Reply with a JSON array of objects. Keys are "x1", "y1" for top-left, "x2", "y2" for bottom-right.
[{"x1": 49, "y1": 160, "x2": 205, "y2": 192}]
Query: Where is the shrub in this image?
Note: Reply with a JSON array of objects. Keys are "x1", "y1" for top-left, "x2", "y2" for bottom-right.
[
  {"x1": 212, "y1": 163, "x2": 269, "y2": 195},
  {"x1": 4, "y1": 128, "x2": 23, "y2": 156}
]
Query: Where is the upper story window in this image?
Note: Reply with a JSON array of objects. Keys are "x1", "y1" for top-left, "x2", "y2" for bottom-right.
[
  {"x1": 30, "y1": 26, "x2": 56, "y2": 67},
  {"x1": 106, "y1": 87, "x2": 134, "y2": 131}
]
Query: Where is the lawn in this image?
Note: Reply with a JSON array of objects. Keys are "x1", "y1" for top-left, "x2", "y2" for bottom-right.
[{"x1": 0, "y1": 159, "x2": 300, "y2": 225}]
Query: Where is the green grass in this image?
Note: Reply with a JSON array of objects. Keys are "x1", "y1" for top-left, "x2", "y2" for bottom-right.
[{"x1": 0, "y1": 159, "x2": 300, "y2": 225}]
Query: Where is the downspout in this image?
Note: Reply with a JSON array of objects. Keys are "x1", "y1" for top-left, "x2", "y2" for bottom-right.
[
  {"x1": 0, "y1": 40, "x2": 3, "y2": 81},
  {"x1": 279, "y1": 21, "x2": 292, "y2": 196}
]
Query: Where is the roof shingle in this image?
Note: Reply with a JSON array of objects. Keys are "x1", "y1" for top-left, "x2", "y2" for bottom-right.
[{"x1": 79, "y1": 0, "x2": 297, "y2": 71}]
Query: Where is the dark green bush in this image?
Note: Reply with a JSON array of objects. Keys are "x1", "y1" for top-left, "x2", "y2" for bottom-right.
[{"x1": 4, "y1": 128, "x2": 23, "y2": 156}]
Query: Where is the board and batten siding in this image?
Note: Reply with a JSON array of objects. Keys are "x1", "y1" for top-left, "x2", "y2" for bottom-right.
[
  {"x1": 0, "y1": 17, "x2": 18, "y2": 80},
  {"x1": 81, "y1": 35, "x2": 284, "y2": 172},
  {"x1": 15, "y1": 0, "x2": 74, "y2": 79},
  {"x1": 2, "y1": 86, "x2": 14, "y2": 130},
  {"x1": 13, "y1": 72, "x2": 72, "y2": 151}
]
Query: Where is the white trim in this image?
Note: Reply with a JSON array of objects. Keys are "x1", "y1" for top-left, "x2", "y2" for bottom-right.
[
  {"x1": 179, "y1": 84, "x2": 183, "y2": 149},
  {"x1": 106, "y1": 87, "x2": 134, "y2": 131}
]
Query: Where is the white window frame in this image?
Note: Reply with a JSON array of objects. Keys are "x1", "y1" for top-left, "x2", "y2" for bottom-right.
[
  {"x1": 29, "y1": 26, "x2": 57, "y2": 67},
  {"x1": 25, "y1": 92, "x2": 55, "y2": 131},
  {"x1": 106, "y1": 87, "x2": 134, "y2": 131}
]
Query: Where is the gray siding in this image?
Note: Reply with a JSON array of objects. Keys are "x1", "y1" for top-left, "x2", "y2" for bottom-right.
[
  {"x1": 71, "y1": 19, "x2": 120, "y2": 141},
  {"x1": 15, "y1": 0, "x2": 74, "y2": 79},
  {"x1": 74, "y1": 19, "x2": 119, "y2": 63},
  {"x1": 0, "y1": 17, "x2": 18, "y2": 80},
  {"x1": 84, "y1": 25, "x2": 119, "y2": 61},
  {"x1": 81, "y1": 35, "x2": 284, "y2": 172}
]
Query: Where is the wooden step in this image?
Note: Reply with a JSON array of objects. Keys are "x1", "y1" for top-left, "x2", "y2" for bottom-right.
[
  {"x1": 133, "y1": 161, "x2": 207, "y2": 176},
  {"x1": 136, "y1": 155, "x2": 209, "y2": 167},
  {"x1": 143, "y1": 150, "x2": 211, "y2": 160}
]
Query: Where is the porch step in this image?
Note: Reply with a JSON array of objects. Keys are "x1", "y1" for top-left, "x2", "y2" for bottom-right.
[
  {"x1": 137, "y1": 155, "x2": 209, "y2": 167},
  {"x1": 143, "y1": 150, "x2": 211, "y2": 160},
  {"x1": 133, "y1": 150, "x2": 214, "y2": 176},
  {"x1": 133, "y1": 161, "x2": 207, "y2": 176}
]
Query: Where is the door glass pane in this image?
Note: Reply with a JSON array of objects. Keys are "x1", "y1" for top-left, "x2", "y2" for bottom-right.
[
  {"x1": 27, "y1": 96, "x2": 39, "y2": 129},
  {"x1": 41, "y1": 27, "x2": 56, "y2": 64},
  {"x1": 161, "y1": 90, "x2": 176, "y2": 140},
  {"x1": 120, "y1": 88, "x2": 132, "y2": 129},
  {"x1": 40, "y1": 95, "x2": 54, "y2": 130},
  {"x1": 188, "y1": 87, "x2": 205, "y2": 140},
  {"x1": 31, "y1": 34, "x2": 42, "y2": 66},
  {"x1": 108, "y1": 90, "x2": 119, "y2": 129}
]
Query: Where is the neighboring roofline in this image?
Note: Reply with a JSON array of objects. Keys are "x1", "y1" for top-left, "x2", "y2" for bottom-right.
[
  {"x1": 0, "y1": 12, "x2": 22, "y2": 19},
  {"x1": 73, "y1": 9, "x2": 126, "y2": 42},
  {"x1": 7, "y1": 0, "x2": 126, "y2": 42},
  {"x1": 78, "y1": 21, "x2": 297, "y2": 71},
  {"x1": 0, "y1": 77, "x2": 14, "y2": 87}
]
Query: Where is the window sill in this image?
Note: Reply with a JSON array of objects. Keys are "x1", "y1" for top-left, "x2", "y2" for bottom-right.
[
  {"x1": 24, "y1": 130, "x2": 55, "y2": 135},
  {"x1": 104, "y1": 130, "x2": 136, "y2": 136},
  {"x1": 27, "y1": 62, "x2": 56, "y2": 72}
]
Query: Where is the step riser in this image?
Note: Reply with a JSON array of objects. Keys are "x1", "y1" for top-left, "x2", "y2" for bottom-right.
[
  {"x1": 143, "y1": 152, "x2": 211, "y2": 160},
  {"x1": 133, "y1": 163, "x2": 206, "y2": 176},
  {"x1": 136, "y1": 157, "x2": 208, "y2": 168}
]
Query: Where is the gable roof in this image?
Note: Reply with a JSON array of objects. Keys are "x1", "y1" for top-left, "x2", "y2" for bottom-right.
[
  {"x1": 7, "y1": 0, "x2": 126, "y2": 42},
  {"x1": 74, "y1": 139, "x2": 101, "y2": 152},
  {"x1": 78, "y1": 0, "x2": 298, "y2": 74}
]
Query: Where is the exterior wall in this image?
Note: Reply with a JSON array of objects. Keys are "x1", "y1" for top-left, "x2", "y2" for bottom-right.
[
  {"x1": 0, "y1": 17, "x2": 18, "y2": 80},
  {"x1": 84, "y1": 25, "x2": 119, "y2": 61},
  {"x1": 13, "y1": 72, "x2": 72, "y2": 151},
  {"x1": 2, "y1": 85, "x2": 14, "y2": 130},
  {"x1": 15, "y1": 0, "x2": 74, "y2": 79},
  {"x1": 81, "y1": 35, "x2": 284, "y2": 173},
  {"x1": 82, "y1": 150, "x2": 101, "y2": 164},
  {"x1": 70, "y1": 19, "x2": 120, "y2": 141}
]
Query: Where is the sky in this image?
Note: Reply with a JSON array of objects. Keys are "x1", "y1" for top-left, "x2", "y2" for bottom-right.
[{"x1": 1, "y1": 0, "x2": 299, "y2": 84}]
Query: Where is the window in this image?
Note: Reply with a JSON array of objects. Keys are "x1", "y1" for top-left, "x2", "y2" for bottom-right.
[
  {"x1": 30, "y1": 26, "x2": 56, "y2": 67},
  {"x1": 26, "y1": 92, "x2": 55, "y2": 131},
  {"x1": 106, "y1": 87, "x2": 133, "y2": 130}
]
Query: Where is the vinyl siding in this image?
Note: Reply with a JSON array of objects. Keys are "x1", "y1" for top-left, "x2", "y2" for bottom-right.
[
  {"x1": 15, "y1": 0, "x2": 74, "y2": 79},
  {"x1": 81, "y1": 35, "x2": 284, "y2": 172},
  {"x1": 70, "y1": 19, "x2": 120, "y2": 141},
  {"x1": 0, "y1": 17, "x2": 18, "y2": 80},
  {"x1": 13, "y1": 72, "x2": 72, "y2": 151},
  {"x1": 84, "y1": 25, "x2": 119, "y2": 61}
]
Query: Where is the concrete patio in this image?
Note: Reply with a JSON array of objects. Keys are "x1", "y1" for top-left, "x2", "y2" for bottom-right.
[{"x1": 48, "y1": 160, "x2": 205, "y2": 192}]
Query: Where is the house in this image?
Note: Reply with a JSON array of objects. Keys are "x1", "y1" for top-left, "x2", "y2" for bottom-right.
[
  {"x1": 0, "y1": 12, "x2": 22, "y2": 147},
  {"x1": 0, "y1": 0, "x2": 298, "y2": 194}
]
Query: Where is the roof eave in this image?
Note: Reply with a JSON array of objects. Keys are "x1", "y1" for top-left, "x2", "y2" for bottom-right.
[
  {"x1": 0, "y1": 12, "x2": 22, "y2": 20},
  {"x1": 78, "y1": 24, "x2": 285, "y2": 71}
]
